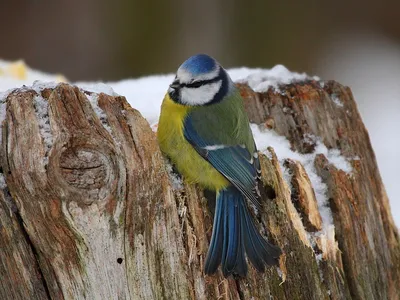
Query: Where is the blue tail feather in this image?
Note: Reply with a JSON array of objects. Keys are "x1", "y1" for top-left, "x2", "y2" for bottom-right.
[
  {"x1": 222, "y1": 192, "x2": 244, "y2": 276},
  {"x1": 242, "y1": 200, "x2": 281, "y2": 266},
  {"x1": 204, "y1": 197, "x2": 224, "y2": 274},
  {"x1": 241, "y1": 205, "x2": 266, "y2": 272},
  {"x1": 205, "y1": 186, "x2": 281, "y2": 277}
]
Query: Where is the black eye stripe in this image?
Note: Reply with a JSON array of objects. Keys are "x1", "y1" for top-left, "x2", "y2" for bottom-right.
[
  {"x1": 181, "y1": 77, "x2": 220, "y2": 88},
  {"x1": 187, "y1": 81, "x2": 203, "y2": 88},
  {"x1": 179, "y1": 69, "x2": 223, "y2": 88}
]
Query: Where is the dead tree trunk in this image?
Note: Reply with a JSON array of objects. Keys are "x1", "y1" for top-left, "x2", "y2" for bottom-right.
[{"x1": 0, "y1": 80, "x2": 399, "y2": 300}]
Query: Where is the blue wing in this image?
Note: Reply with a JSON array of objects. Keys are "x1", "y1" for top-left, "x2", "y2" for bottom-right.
[{"x1": 184, "y1": 115, "x2": 262, "y2": 209}]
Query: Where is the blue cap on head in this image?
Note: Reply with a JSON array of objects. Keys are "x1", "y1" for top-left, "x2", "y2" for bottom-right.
[{"x1": 180, "y1": 54, "x2": 218, "y2": 75}]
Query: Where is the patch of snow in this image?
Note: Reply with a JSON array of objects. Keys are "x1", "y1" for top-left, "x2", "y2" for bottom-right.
[
  {"x1": 85, "y1": 92, "x2": 112, "y2": 134},
  {"x1": 314, "y1": 143, "x2": 353, "y2": 174},
  {"x1": 0, "y1": 89, "x2": 12, "y2": 102},
  {"x1": 276, "y1": 267, "x2": 283, "y2": 279},
  {"x1": 165, "y1": 162, "x2": 183, "y2": 190},
  {"x1": 0, "y1": 173, "x2": 6, "y2": 189},
  {"x1": 76, "y1": 82, "x2": 118, "y2": 97},
  {"x1": 280, "y1": 161, "x2": 294, "y2": 191},
  {"x1": 107, "y1": 75, "x2": 174, "y2": 126},
  {"x1": 33, "y1": 95, "x2": 53, "y2": 165},
  {"x1": 331, "y1": 93, "x2": 344, "y2": 107},
  {"x1": 229, "y1": 65, "x2": 319, "y2": 93},
  {"x1": 251, "y1": 124, "x2": 352, "y2": 236},
  {"x1": 31, "y1": 80, "x2": 58, "y2": 93}
]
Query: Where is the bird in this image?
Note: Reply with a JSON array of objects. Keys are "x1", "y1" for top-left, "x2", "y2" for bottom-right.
[{"x1": 157, "y1": 54, "x2": 281, "y2": 277}]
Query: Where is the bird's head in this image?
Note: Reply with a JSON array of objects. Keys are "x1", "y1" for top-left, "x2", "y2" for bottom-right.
[{"x1": 168, "y1": 54, "x2": 233, "y2": 106}]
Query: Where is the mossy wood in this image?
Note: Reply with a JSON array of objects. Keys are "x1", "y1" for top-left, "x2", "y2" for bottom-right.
[{"x1": 0, "y1": 81, "x2": 398, "y2": 299}]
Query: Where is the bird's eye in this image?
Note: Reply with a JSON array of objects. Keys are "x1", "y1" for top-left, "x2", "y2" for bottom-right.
[{"x1": 189, "y1": 81, "x2": 203, "y2": 88}]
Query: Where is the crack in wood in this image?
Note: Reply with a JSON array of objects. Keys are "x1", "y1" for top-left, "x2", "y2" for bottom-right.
[
  {"x1": 60, "y1": 165, "x2": 103, "y2": 171},
  {"x1": 235, "y1": 278, "x2": 245, "y2": 300},
  {"x1": 127, "y1": 123, "x2": 144, "y2": 167}
]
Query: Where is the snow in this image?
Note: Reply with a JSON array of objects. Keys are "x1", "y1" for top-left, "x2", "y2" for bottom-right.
[
  {"x1": 165, "y1": 161, "x2": 183, "y2": 190},
  {"x1": 85, "y1": 92, "x2": 113, "y2": 134},
  {"x1": 31, "y1": 80, "x2": 59, "y2": 93},
  {"x1": 331, "y1": 93, "x2": 344, "y2": 107},
  {"x1": 251, "y1": 124, "x2": 353, "y2": 235},
  {"x1": 0, "y1": 173, "x2": 6, "y2": 189},
  {"x1": 77, "y1": 82, "x2": 118, "y2": 97},
  {"x1": 33, "y1": 94, "x2": 53, "y2": 165},
  {"x1": 229, "y1": 65, "x2": 319, "y2": 93},
  {"x1": 108, "y1": 76, "x2": 174, "y2": 126}
]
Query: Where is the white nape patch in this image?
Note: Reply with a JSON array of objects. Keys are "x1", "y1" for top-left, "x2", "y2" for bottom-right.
[
  {"x1": 177, "y1": 66, "x2": 220, "y2": 84},
  {"x1": 180, "y1": 80, "x2": 222, "y2": 106},
  {"x1": 203, "y1": 144, "x2": 227, "y2": 150}
]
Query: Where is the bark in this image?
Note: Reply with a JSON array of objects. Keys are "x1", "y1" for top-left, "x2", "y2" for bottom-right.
[{"x1": 0, "y1": 80, "x2": 398, "y2": 300}]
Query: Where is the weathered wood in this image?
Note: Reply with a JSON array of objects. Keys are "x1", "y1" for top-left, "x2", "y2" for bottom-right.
[
  {"x1": 240, "y1": 80, "x2": 400, "y2": 299},
  {"x1": 0, "y1": 187, "x2": 49, "y2": 299},
  {"x1": 0, "y1": 80, "x2": 398, "y2": 300}
]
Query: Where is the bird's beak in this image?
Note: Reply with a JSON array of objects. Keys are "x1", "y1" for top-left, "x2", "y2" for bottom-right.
[{"x1": 169, "y1": 80, "x2": 180, "y2": 91}]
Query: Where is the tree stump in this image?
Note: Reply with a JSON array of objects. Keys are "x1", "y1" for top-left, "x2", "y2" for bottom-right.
[{"x1": 0, "y1": 80, "x2": 398, "y2": 300}]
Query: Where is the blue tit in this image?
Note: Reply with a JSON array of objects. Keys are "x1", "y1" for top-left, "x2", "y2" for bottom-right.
[{"x1": 157, "y1": 54, "x2": 281, "y2": 277}]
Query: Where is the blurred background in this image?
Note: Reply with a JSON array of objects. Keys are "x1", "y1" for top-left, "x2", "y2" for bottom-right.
[{"x1": 0, "y1": 0, "x2": 399, "y2": 225}]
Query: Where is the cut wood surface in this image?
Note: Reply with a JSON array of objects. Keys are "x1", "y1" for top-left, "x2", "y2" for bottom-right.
[{"x1": 0, "y1": 80, "x2": 399, "y2": 300}]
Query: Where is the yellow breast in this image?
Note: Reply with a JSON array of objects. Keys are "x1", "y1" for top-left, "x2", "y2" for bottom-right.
[{"x1": 157, "y1": 94, "x2": 229, "y2": 191}]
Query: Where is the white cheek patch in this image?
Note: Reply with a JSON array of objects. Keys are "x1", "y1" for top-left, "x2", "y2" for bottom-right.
[
  {"x1": 180, "y1": 80, "x2": 222, "y2": 105},
  {"x1": 177, "y1": 66, "x2": 220, "y2": 84}
]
